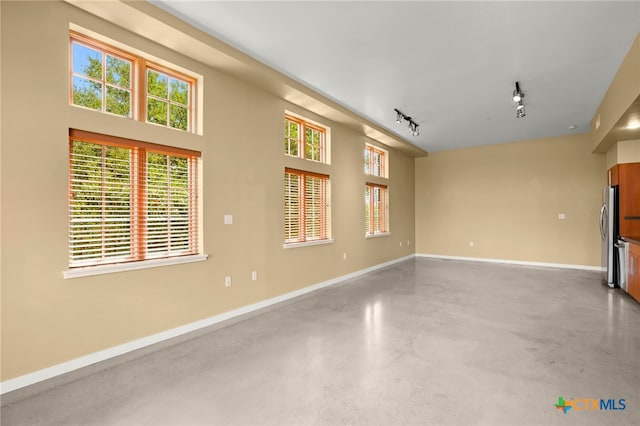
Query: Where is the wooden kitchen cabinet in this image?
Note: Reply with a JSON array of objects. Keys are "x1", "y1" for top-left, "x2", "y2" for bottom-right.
[
  {"x1": 628, "y1": 242, "x2": 640, "y2": 303},
  {"x1": 608, "y1": 163, "x2": 640, "y2": 237}
]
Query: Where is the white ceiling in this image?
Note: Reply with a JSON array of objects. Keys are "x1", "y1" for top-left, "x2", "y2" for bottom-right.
[{"x1": 151, "y1": 1, "x2": 640, "y2": 152}]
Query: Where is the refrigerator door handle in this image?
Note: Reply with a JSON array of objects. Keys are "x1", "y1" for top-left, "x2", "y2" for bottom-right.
[{"x1": 600, "y1": 204, "x2": 607, "y2": 240}]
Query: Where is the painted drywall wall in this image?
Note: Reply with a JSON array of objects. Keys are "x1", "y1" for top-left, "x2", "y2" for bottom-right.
[
  {"x1": 415, "y1": 134, "x2": 605, "y2": 266},
  {"x1": 616, "y1": 139, "x2": 640, "y2": 164},
  {"x1": 0, "y1": 1, "x2": 415, "y2": 381},
  {"x1": 592, "y1": 32, "x2": 640, "y2": 152},
  {"x1": 607, "y1": 140, "x2": 640, "y2": 169},
  {"x1": 606, "y1": 143, "x2": 619, "y2": 170}
]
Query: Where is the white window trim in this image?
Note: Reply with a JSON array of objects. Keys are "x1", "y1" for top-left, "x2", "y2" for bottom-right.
[
  {"x1": 365, "y1": 232, "x2": 391, "y2": 239},
  {"x1": 63, "y1": 254, "x2": 209, "y2": 279},
  {"x1": 283, "y1": 239, "x2": 335, "y2": 250}
]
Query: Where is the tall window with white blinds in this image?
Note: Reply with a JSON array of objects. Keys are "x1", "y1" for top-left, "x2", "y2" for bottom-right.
[
  {"x1": 69, "y1": 140, "x2": 133, "y2": 264},
  {"x1": 68, "y1": 129, "x2": 200, "y2": 268},
  {"x1": 284, "y1": 168, "x2": 330, "y2": 244},
  {"x1": 365, "y1": 183, "x2": 388, "y2": 236}
]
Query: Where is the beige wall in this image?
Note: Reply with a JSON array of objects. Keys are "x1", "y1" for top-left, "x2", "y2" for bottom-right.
[
  {"x1": 0, "y1": 1, "x2": 415, "y2": 381},
  {"x1": 591, "y1": 32, "x2": 640, "y2": 152},
  {"x1": 606, "y1": 140, "x2": 640, "y2": 169},
  {"x1": 606, "y1": 143, "x2": 619, "y2": 170},
  {"x1": 616, "y1": 139, "x2": 640, "y2": 163},
  {"x1": 415, "y1": 134, "x2": 605, "y2": 266}
]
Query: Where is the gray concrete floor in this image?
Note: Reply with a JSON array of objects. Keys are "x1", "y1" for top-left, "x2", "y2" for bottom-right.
[{"x1": 2, "y1": 258, "x2": 640, "y2": 426}]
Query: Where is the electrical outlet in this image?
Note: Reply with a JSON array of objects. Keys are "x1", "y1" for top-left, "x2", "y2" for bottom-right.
[
  {"x1": 469, "y1": 241, "x2": 475, "y2": 247},
  {"x1": 343, "y1": 253, "x2": 347, "y2": 260},
  {"x1": 225, "y1": 276, "x2": 232, "y2": 287},
  {"x1": 251, "y1": 271, "x2": 257, "y2": 281},
  {"x1": 400, "y1": 241, "x2": 403, "y2": 247},
  {"x1": 407, "y1": 240, "x2": 410, "y2": 246}
]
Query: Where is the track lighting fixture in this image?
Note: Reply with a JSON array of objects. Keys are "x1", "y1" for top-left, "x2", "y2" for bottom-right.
[
  {"x1": 394, "y1": 108, "x2": 420, "y2": 137},
  {"x1": 512, "y1": 82, "x2": 526, "y2": 118},
  {"x1": 512, "y1": 82, "x2": 523, "y2": 102}
]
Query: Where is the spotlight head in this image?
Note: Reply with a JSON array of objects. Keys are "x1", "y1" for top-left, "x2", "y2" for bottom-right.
[
  {"x1": 394, "y1": 109, "x2": 404, "y2": 124},
  {"x1": 407, "y1": 121, "x2": 419, "y2": 136},
  {"x1": 512, "y1": 91, "x2": 522, "y2": 102},
  {"x1": 512, "y1": 81, "x2": 523, "y2": 102},
  {"x1": 516, "y1": 107, "x2": 526, "y2": 118},
  {"x1": 516, "y1": 101, "x2": 524, "y2": 110}
]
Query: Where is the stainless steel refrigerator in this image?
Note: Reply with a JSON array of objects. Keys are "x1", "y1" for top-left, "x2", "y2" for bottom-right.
[{"x1": 600, "y1": 186, "x2": 618, "y2": 287}]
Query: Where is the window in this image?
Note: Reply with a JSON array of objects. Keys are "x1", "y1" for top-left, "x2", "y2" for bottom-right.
[
  {"x1": 146, "y1": 67, "x2": 192, "y2": 131},
  {"x1": 284, "y1": 115, "x2": 326, "y2": 163},
  {"x1": 68, "y1": 129, "x2": 200, "y2": 268},
  {"x1": 283, "y1": 114, "x2": 331, "y2": 247},
  {"x1": 70, "y1": 35, "x2": 134, "y2": 117},
  {"x1": 284, "y1": 168, "x2": 330, "y2": 244},
  {"x1": 365, "y1": 183, "x2": 388, "y2": 236},
  {"x1": 70, "y1": 32, "x2": 195, "y2": 132},
  {"x1": 365, "y1": 144, "x2": 387, "y2": 177}
]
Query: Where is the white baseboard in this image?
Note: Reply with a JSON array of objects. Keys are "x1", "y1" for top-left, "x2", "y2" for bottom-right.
[
  {"x1": 0, "y1": 255, "x2": 414, "y2": 395},
  {"x1": 416, "y1": 253, "x2": 602, "y2": 271}
]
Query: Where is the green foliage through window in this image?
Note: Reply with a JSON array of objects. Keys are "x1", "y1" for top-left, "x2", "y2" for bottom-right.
[
  {"x1": 147, "y1": 69, "x2": 190, "y2": 131},
  {"x1": 365, "y1": 145, "x2": 386, "y2": 177},
  {"x1": 285, "y1": 119, "x2": 300, "y2": 157},
  {"x1": 71, "y1": 41, "x2": 132, "y2": 117},
  {"x1": 70, "y1": 34, "x2": 194, "y2": 133},
  {"x1": 284, "y1": 116, "x2": 326, "y2": 163}
]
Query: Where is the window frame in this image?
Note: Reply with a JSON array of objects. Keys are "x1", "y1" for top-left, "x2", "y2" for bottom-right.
[
  {"x1": 284, "y1": 167, "x2": 332, "y2": 247},
  {"x1": 70, "y1": 32, "x2": 137, "y2": 118},
  {"x1": 284, "y1": 115, "x2": 327, "y2": 163},
  {"x1": 67, "y1": 129, "x2": 202, "y2": 272},
  {"x1": 70, "y1": 31, "x2": 196, "y2": 133},
  {"x1": 365, "y1": 182, "x2": 389, "y2": 237},
  {"x1": 144, "y1": 63, "x2": 195, "y2": 132},
  {"x1": 364, "y1": 143, "x2": 388, "y2": 178}
]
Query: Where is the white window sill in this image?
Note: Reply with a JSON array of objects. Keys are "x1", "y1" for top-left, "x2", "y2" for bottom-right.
[
  {"x1": 63, "y1": 254, "x2": 209, "y2": 279},
  {"x1": 365, "y1": 232, "x2": 391, "y2": 239},
  {"x1": 283, "y1": 239, "x2": 335, "y2": 249}
]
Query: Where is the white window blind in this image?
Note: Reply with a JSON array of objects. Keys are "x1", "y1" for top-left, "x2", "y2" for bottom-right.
[
  {"x1": 69, "y1": 141, "x2": 133, "y2": 265},
  {"x1": 69, "y1": 129, "x2": 200, "y2": 268},
  {"x1": 284, "y1": 168, "x2": 330, "y2": 244},
  {"x1": 365, "y1": 183, "x2": 388, "y2": 235}
]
